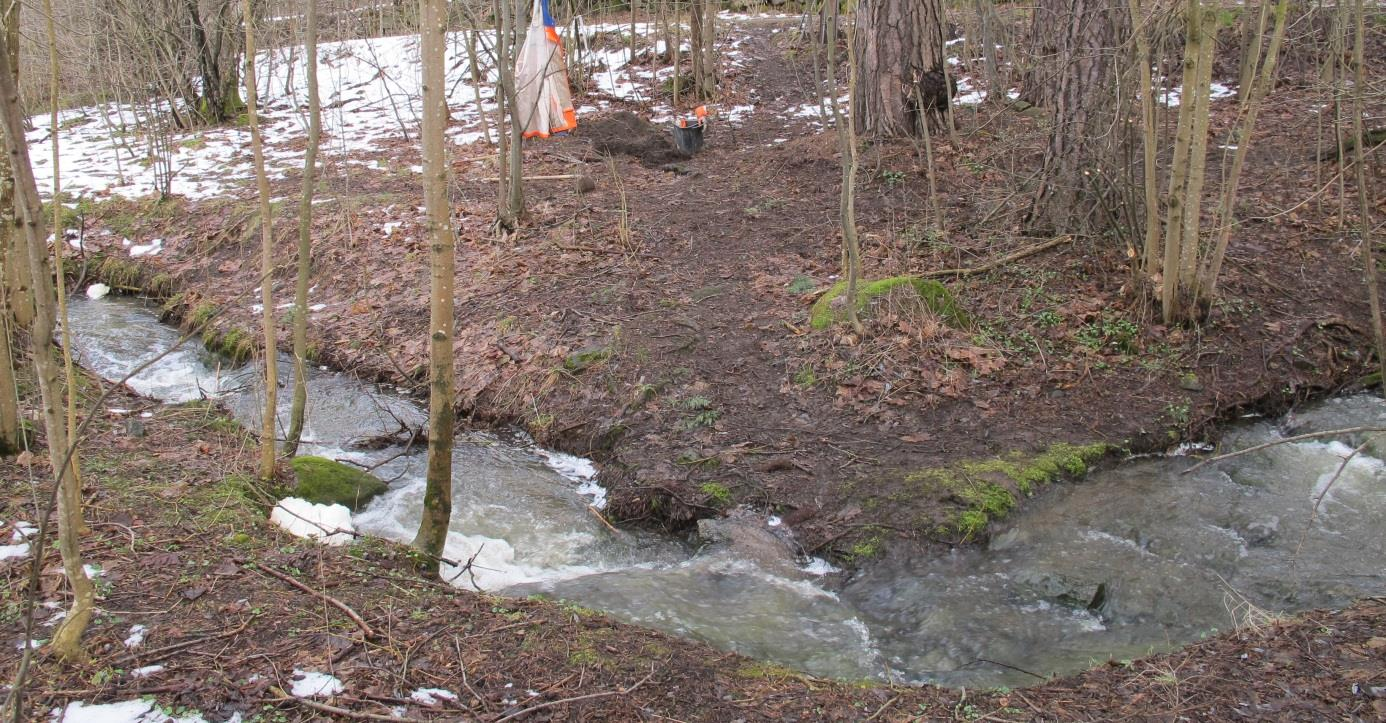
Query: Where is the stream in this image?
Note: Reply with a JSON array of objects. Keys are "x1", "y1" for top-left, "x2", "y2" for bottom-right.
[{"x1": 65, "y1": 294, "x2": 1386, "y2": 688}]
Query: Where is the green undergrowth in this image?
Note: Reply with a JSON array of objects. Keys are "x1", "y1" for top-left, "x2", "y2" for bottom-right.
[
  {"x1": 904, "y1": 442, "x2": 1111, "y2": 541},
  {"x1": 809, "y1": 275, "x2": 968, "y2": 329}
]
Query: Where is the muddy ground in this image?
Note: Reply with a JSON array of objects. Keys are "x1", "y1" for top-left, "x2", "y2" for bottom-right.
[
  {"x1": 0, "y1": 389, "x2": 1383, "y2": 720},
  {"x1": 66, "y1": 11, "x2": 1385, "y2": 562}
]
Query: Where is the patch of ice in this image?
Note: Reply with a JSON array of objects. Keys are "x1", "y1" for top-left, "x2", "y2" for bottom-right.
[
  {"x1": 0, "y1": 543, "x2": 31, "y2": 560},
  {"x1": 83, "y1": 563, "x2": 103, "y2": 578},
  {"x1": 85, "y1": 283, "x2": 111, "y2": 300},
  {"x1": 51, "y1": 700, "x2": 154, "y2": 723},
  {"x1": 309, "y1": 303, "x2": 327, "y2": 312},
  {"x1": 290, "y1": 669, "x2": 345, "y2": 698},
  {"x1": 767, "y1": 516, "x2": 783, "y2": 527},
  {"x1": 800, "y1": 557, "x2": 840, "y2": 575},
  {"x1": 272, "y1": 498, "x2": 356, "y2": 545},
  {"x1": 12, "y1": 521, "x2": 37, "y2": 541},
  {"x1": 124, "y1": 624, "x2": 147, "y2": 648},
  {"x1": 130, "y1": 664, "x2": 165, "y2": 678},
  {"x1": 17, "y1": 638, "x2": 44, "y2": 650},
  {"x1": 129, "y1": 239, "x2": 163, "y2": 258},
  {"x1": 409, "y1": 688, "x2": 458, "y2": 706}
]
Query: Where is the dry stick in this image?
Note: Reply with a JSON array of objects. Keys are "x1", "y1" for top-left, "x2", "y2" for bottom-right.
[
  {"x1": 493, "y1": 670, "x2": 655, "y2": 722},
  {"x1": 113, "y1": 617, "x2": 256, "y2": 666},
  {"x1": 919, "y1": 235, "x2": 1074, "y2": 278},
  {"x1": 1290, "y1": 438, "x2": 1369, "y2": 570},
  {"x1": 1180, "y1": 426, "x2": 1386, "y2": 474},
  {"x1": 254, "y1": 564, "x2": 376, "y2": 640},
  {"x1": 271, "y1": 688, "x2": 431, "y2": 723},
  {"x1": 862, "y1": 695, "x2": 899, "y2": 722}
]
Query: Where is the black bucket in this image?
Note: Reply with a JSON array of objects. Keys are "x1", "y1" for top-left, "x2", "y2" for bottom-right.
[{"x1": 671, "y1": 122, "x2": 705, "y2": 156}]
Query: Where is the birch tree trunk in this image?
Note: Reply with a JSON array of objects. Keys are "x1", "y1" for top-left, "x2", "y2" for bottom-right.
[
  {"x1": 0, "y1": 28, "x2": 93, "y2": 663},
  {"x1": 411, "y1": 0, "x2": 456, "y2": 571},
  {"x1": 244, "y1": 0, "x2": 278, "y2": 481},
  {"x1": 852, "y1": 0, "x2": 948, "y2": 138},
  {"x1": 285, "y1": 0, "x2": 321, "y2": 457}
]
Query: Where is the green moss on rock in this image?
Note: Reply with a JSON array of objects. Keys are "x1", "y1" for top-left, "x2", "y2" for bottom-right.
[
  {"x1": 563, "y1": 345, "x2": 611, "y2": 372},
  {"x1": 907, "y1": 441, "x2": 1110, "y2": 540},
  {"x1": 809, "y1": 275, "x2": 968, "y2": 330},
  {"x1": 290, "y1": 456, "x2": 388, "y2": 511}
]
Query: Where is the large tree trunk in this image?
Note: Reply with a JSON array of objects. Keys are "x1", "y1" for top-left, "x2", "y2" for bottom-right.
[
  {"x1": 852, "y1": 0, "x2": 949, "y2": 138},
  {"x1": 1023, "y1": 0, "x2": 1125, "y2": 232},
  {"x1": 0, "y1": 0, "x2": 21, "y2": 457},
  {"x1": 1, "y1": 0, "x2": 30, "y2": 332},
  {"x1": 411, "y1": 0, "x2": 455, "y2": 573},
  {"x1": 690, "y1": 0, "x2": 716, "y2": 100}
]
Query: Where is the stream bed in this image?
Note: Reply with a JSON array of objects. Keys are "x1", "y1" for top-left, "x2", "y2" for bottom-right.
[{"x1": 66, "y1": 294, "x2": 1386, "y2": 688}]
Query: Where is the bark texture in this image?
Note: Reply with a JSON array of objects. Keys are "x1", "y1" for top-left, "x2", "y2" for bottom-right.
[
  {"x1": 243, "y1": 0, "x2": 278, "y2": 481},
  {"x1": 285, "y1": 0, "x2": 321, "y2": 457},
  {"x1": 1024, "y1": 0, "x2": 1126, "y2": 232},
  {"x1": 411, "y1": 0, "x2": 456, "y2": 571},
  {"x1": 852, "y1": 0, "x2": 949, "y2": 138}
]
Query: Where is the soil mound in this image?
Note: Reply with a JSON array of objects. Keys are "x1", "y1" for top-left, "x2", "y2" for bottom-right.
[{"x1": 580, "y1": 111, "x2": 686, "y2": 166}]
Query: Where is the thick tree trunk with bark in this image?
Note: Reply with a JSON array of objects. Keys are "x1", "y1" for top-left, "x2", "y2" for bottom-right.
[
  {"x1": 1024, "y1": 0, "x2": 1126, "y2": 232},
  {"x1": 411, "y1": 0, "x2": 455, "y2": 572},
  {"x1": 852, "y1": 0, "x2": 949, "y2": 138},
  {"x1": 690, "y1": 0, "x2": 716, "y2": 100}
]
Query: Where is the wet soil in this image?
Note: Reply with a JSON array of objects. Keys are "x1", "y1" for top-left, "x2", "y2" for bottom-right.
[
  {"x1": 1, "y1": 389, "x2": 1384, "y2": 720},
  {"x1": 71, "y1": 13, "x2": 1384, "y2": 565}
]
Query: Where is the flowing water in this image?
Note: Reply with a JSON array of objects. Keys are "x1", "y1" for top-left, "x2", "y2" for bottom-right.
[{"x1": 66, "y1": 294, "x2": 1386, "y2": 687}]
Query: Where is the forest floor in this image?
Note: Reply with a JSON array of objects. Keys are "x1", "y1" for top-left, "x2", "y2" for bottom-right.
[
  {"x1": 0, "y1": 387, "x2": 1383, "y2": 720},
  {"x1": 3, "y1": 7, "x2": 1384, "y2": 720},
  {"x1": 67, "y1": 12, "x2": 1386, "y2": 557}
]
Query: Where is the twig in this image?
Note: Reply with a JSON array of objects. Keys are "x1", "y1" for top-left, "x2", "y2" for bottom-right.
[
  {"x1": 272, "y1": 688, "x2": 430, "y2": 722},
  {"x1": 919, "y1": 235, "x2": 1074, "y2": 278},
  {"x1": 493, "y1": 670, "x2": 655, "y2": 722},
  {"x1": 862, "y1": 695, "x2": 899, "y2": 722},
  {"x1": 587, "y1": 506, "x2": 620, "y2": 535},
  {"x1": 254, "y1": 564, "x2": 376, "y2": 640},
  {"x1": 1180, "y1": 426, "x2": 1386, "y2": 474},
  {"x1": 114, "y1": 617, "x2": 255, "y2": 665}
]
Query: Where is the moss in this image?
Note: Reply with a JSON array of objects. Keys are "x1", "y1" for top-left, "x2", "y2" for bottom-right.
[
  {"x1": 809, "y1": 275, "x2": 968, "y2": 330},
  {"x1": 290, "y1": 456, "x2": 388, "y2": 512},
  {"x1": 698, "y1": 481, "x2": 733, "y2": 506},
  {"x1": 189, "y1": 302, "x2": 218, "y2": 329},
  {"x1": 734, "y1": 662, "x2": 800, "y2": 679},
  {"x1": 148, "y1": 273, "x2": 176, "y2": 296},
  {"x1": 217, "y1": 328, "x2": 256, "y2": 364},
  {"x1": 563, "y1": 345, "x2": 611, "y2": 372},
  {"x1": 97, "y1": 256, "x2": 143, "y2": 289},
  {"x1": 906, "y1": 441, "x2": 1110, "y2": 540}
]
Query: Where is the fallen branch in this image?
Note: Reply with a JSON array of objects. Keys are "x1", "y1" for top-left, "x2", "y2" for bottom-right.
[
  {"x1": 255, "y1": 564, "x2": 376, "y2": 640},
  {"x1": 271, "y1": 688, "x2": 431, "y2": 722},
  {"x1": 480, "y1": 174, "x2": 583, "y2": 182},
  {"x1": 114, "y1": 617, "x2": 254, "y2": 665},
  {"x1": 920, "y1": 235, "x2": 1074, "y2": 278},
  {"x1": 1180, "y1": 426, "x2": 1386, "y2": 474},
  {"x1": 492, "y1": 670, "x2": 654, "y2": 722}
]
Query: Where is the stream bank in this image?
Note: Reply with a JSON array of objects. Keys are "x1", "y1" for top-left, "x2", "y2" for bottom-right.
[
  {"x1": 0, "y1": 371, "x2": 1382, "y2": 720},
  {"x1": 54, "y1": 293, "x2": 1386, "y2": 691}
]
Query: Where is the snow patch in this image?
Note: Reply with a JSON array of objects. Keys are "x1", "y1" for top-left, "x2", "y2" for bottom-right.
[
  {"x1": 130, "y1": 664, "x2": 165, "y2": 678},
  {"x1": 124, "y1": 624, "x2": 147, "y2": 648},
  {"x1": 85, "y1": 283, "x2": 111, "y2": 300},
  {"x1": 0, "y1": 543, "x2": 29, "y2": 560},
  {"x1": 271, "y1": 498, "x2": 356, "y2": 545},
  {"x1": 409, "y1": 688, "x2": 458, "y2": 706},
  {"x1": 290, "y1": 669, "x2": 345, "y2": 698}
]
